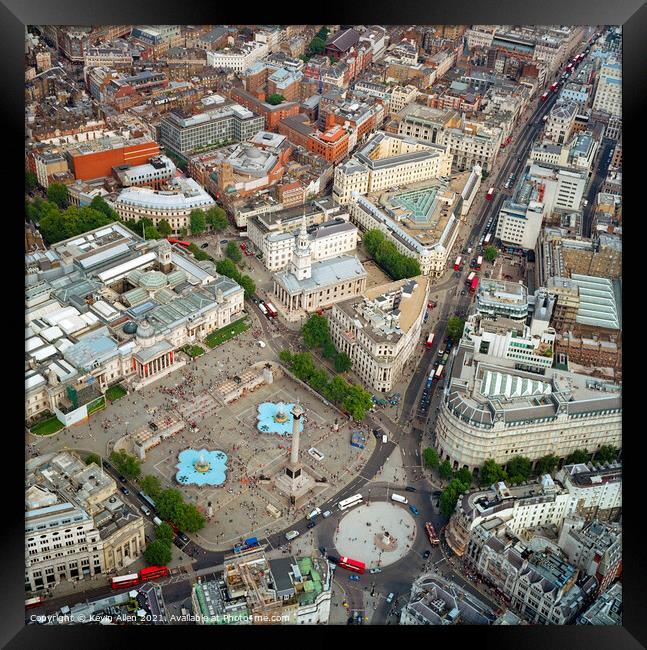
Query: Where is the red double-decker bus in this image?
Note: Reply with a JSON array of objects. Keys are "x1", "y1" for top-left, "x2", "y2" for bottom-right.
[
  {"x1": 166, "y1": 237, "x2": 190, "y2": 247},
  {"x1": 470, "y1": 277, "x2": 479, "y2": 293},
  {"x1": 426, "y1": 333, "x2": 435, "y2": 349},
  {"x1": 111, "y1": 573, "x2": 140, "y2": 590},
  {"x1": 485, "y1": 187, "x2": 494, "y2": 201},
  {"x1": 425, "y1": 522, "x2": 439, "y2": 546},
  {"x1": 25, "y1": 596, "x2": 45, "y2": 609},
  {"x1": 139, "y1": 566, "x2": 169, "y2": 582},
  {"x1": 338, "y1": 556, "x2": 365, "y2": 574},
  {"x1": 453, "y1": 256, "x2": 462, "y2": 271}
]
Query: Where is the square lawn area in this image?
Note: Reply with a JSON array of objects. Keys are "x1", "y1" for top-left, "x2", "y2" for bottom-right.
[
  {"x1": 105, "y1": 384, "x2": 127, "y2": 402},
  {"x1": 204, "y1": 318, "x2": 250, "y2": 349},
  {"x1": 31, "y1": 416, "x2": 64, "y2": 435}
]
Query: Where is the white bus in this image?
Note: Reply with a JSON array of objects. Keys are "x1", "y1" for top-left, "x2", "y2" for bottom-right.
[
  {"x1": 258, "y1": 303, "x2": 269, "y2": 316},
  {"x1": 435, "y1": 364, "x2": 445, "y2": 379},
  {"x1": 338, "y1": 494, "x2": 363, "y2": 511},
  {"x1": 391, "y1": 493, "x2": 408, "y2": 504}
]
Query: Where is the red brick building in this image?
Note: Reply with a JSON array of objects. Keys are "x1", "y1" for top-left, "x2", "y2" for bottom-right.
[
  {"x1": 230, "y1": 88, "x2": 300, "y2": 132},
  {"x1": 307, "y1": 124, "x2": 350, "y2": 163},
  {"x1": 67, "y1": 138, "x2": 160, "y2": 181},
  {"x1": 325, "y1": 28, "x2": 360, "y2": 62}
]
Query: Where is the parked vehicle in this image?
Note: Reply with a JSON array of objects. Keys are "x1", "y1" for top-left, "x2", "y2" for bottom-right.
[
  {"x1": 386, "y1": 593, "x2": 395, "y2": 604},
  {"x1": 349, "y1": 575, "x2": 360, "y2": 582},
  {"x1": 405, "y1": 486, "x2": 417, "y2": 493},
  {"x1": 369, "y1": 567, "x2": 382, "y2": 574},
  {"x1": 306, "y1": 521, "x2": 316, "y2": 530},
  {"x1": 322, "y1": 510, "x2": 332, "y2": 518},
  {"x1": 409, "y1": 505, "x2": 420, "y2": 516},
  {"x1": 285, "y1": 530, "x2": 300, "y2": 541},
  {"x1": 120, "y1": 487, "x2": 130, "y2": 495}
]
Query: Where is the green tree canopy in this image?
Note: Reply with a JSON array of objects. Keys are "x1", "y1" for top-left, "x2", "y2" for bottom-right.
[
  {"x1": 216, "y1": 258, "x2": 239, "y2": 278},
  {"x1": 238, "y1": 274, "x2": 256, "y2": 298},
  {"x1": 144, "y1": 539, "x2": 172, "y2": 567},
  {"x1": 322, "y1": 339, "x2": 337, "y2": 359},
  {"x1": 25, "y1": 170, "x2": 38, "y2": 193},
  {"x1": 157, "y1": 219, "x2": 172, "y2": 237},
  {"x1": 363, "y1": 229, "x2": 420, "y2": 280},
  {"x1": 334, "y1": 352, "x2": 352, "y2": 373},
  {"x1": 480, "y1": 458, "x2": 508, "y2": 486},
  {"x1": 506, "y1": 456, "x2": 533, "y2": 485},
  {"x1": 89, "y1": 195, "x2": 118, "y2": 220},
  {"x1": 139, "y1": 475, "x2": 162, "y2": 499},
  {"x1": 423, "y1": 447, "x2": 439, "y2": 469},
  {"x1": 535, "y1": 454, "x2": 560, "y2": 476},
  {"x1": 595, "y1": 445, "x2": 619, "y2": 464},
  {"x1": 155, "y1": 488, "x2": 184, "y2": 523},
  {"x1": 267, "y1": 93, "x2": 286, "y2": 105},
  {"x1": 309, "y1": 36, "x2": 326, "y2": 54},
  {"x1": 565, "y1": 449, "x2": 591, "y2": 465},
  {"x1": 308, "y1": 368, "x2": 330, "y2": 394},
  {"x1": 205, "y1": 205, "x2": 228, "y2": 231},
  {"x1": 85, "y1": 453, "x2": 101, "y2": 467},
  {"x1": 446, "y1": 316, "x2": 465, "y2": 342},
  {"x1": 440, "y1": 478, "x2": 470, "y2": 517},
  {"x1": 109, "y1": 450, "x2": 141, "y2": 480},
  {"x1": 484, "y1": 245, "x2": 499, "y2": 263},
  {"x1": 439, "y1": 460, "x2": 453, "y2": 480},
  {"x1": 454, "y1": 467, "x2": 472, "y2": 486},
  {"x1": 342, "y1": 383, "x2": 373, "y2": 421},
  {"x1": 279, "y1": 349, "x2": 293, "y2": 364},
  {"x1": 46, "y1": 182, "x2": 69, "y2": 208},
  {"x1": 155, "y1": 522, "x2": 175, "y2": 545},
  {"x1": 190, "y1": 209, "x2": 206, "y2": 235},
  {"x1": 302, "y1": 314, "x2": 331, "y2": 349},
  {"x1": 177, "y1": 503, "x2": 206, "y2": 533},
  {"x1": 290, "y1": 352, "x2": 316, "y2": 382},
  {"x1": 325, "y1": 375, "x2": 350, "y2": 404},
  {"x1": 226, "y1": 240, "x2": 242, "y2": 263}
]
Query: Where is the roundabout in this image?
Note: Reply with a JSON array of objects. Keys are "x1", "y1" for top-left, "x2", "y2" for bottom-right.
[{"x1": 333, "y1": 501, "x2": 417, "y2": 569}]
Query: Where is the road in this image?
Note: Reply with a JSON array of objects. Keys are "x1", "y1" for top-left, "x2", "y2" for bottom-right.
[{"x1": 582, "y1": 137, "x2": 615, "y2": 237}]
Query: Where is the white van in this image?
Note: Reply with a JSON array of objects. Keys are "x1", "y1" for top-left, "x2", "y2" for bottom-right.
[
  {"x1": 153, "y1": 516, "x2": 162, "y2": 526},
  {"x1": 382, "y1": 434, "x2": 388, "y2": 444},
  {"x1": 285, "y1": 530, "x2": 300, "y2": 541},
  {"x1": 391, "y1": 493, "x2": 408, "y2": 505},
  {"x1": 306, "y1": 507, "x2": 321, "y2": 520},
  {"x1": 141, "y1": 505, "x2": 151, "y2": 516}
]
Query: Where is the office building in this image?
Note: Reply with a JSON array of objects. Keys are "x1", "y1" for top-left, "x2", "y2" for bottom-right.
[
  {"x1": 592, "y1": 60, "x2": 621, "y2": 117},
  {"x1": 328, "y1": 277, "x2": 428, "y2": 392}
]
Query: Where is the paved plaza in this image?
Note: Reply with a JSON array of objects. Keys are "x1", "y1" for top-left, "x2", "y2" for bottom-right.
[
  {"x1": 28, "y1": 321, "x2": 376, "y2": 550},
  {"x1": 333, "y1": 502, "x2": 417, "y2": 569}
]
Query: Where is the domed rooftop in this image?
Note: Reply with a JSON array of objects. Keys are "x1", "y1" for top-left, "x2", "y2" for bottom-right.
[
  {"x1": 122, "y1": 320, "x2": 138, "y2": 335},
  {"x1": 136, "y1": 320, "x2": 155, "y2": 339},
  {"x1": 139, "y1": 270, "x2": 168, "y2": 291}
]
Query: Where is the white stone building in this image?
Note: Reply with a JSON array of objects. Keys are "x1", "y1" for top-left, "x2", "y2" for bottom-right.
[
  {"x1": 328, "y1": 276, "x2": 428, "y2": 392},
  {"x1": 592, "y1": 60, "x2": 621, "y2": 117}
]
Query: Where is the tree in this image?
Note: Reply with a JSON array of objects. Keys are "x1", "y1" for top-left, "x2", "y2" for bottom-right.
[
  {"x1": 158, "y1": 219, "x2": 172, "y2": 237},
  {"x1": 109, "y1": 450, "x2": 141, "y2": 480},
  {"x1": 155, "y1": 489, "x2": 184, "y2": 523},
  {"x1": 506, "y1": 456, "x2": 533, "y2": 485},
  {"x1": 594, "y1": 445, "x2": 619, "y2": 464},
  {"x1": 190, "y1": 209, "x2": 206, "y2": 235},
  {"x1": 439, "y1": 460, "x2": 453, "y2": 480},
  {"x1": 325, "y1": 375, "x2": 350, "y2": 404},
  {"x1": 226, "y1": 241, "x2": 242, "y2": 263},
  {"x1": 266, "y1": 93, "x2": 286, "y2": 106},
  {"x1": 334, "y1": 352, "x2": 352, "y2": 373},
  {"x1": 565, "y1": 449, "x2": 591, "y2": 465},
  {"x1": 46, "y1": 182, "x2": 69, "y2": 208},
  {"x1": 85, "y1": 453, "x2": 101, "y2": 467},
  {"x1": 155, "y1": 522, "x2": 175, "y2": 545},
  {"x1": 322, "y1": 339, "x2": 337, "y2": 359},
  {"x1": 484, "y1": 245, "x2": 499, "y2": 262},
  {"x1": 308, "y1": 36, "x2": 326, "y2": 54},
  {"x1": 238, "y1": 275, "x2": 256, "y2": 298},
  {"x1": 25, "y1": 170, "x2": 38, "y2": 193},
  {"x1": 139, "y1": 475, "x2": 162, "y2": 499},
  {"x1": 423, "y1": 448, "x2": 439, "y2": 469},
  {"x1": 144, "y1": 225, "x2": 161, "y2": 240},
  {"x1": 279, "y1": 349, "x2": 293, "y2": 364},
  {"x1": 216, "y1": 258, "x2": 238, "y2": 278},
  {"x1": 535, "y1": 454, "x2": 560, "y2": 475},
  {"x1": 290, "y1": 352, "x2": 316, "y2": 381},
  {"x1": 89, "y1": 195, "x2": 118, "y2": 221},
  {"x1": 454, "y1": 467, "x2": 472, "y2": 486},
  {"x1": 302, "y1": 314, "x2": 330, "y2": 349},
  {"x1": 308, "y1": 368, "x2": 330, "y2": 394},
  {"x1": 342, "y1": 383, "x2": 373, "y2": 421},
  {"x1": 144, "y1": 539, "x2": 172, "y2": 567},
  {"x1": 446, "y1": 316, "x2": 465, "y2": 342},
  {"x1": 205, "y1": 205, "x2": 228, "y2": 231},
  {"x1": 440, "y1": 478, "x2": 470, "y2": 517},
  {"x1": 480, "y1": 458, "x2": 508, "y2": 486},
  {"x1": 180, "y1": 503, "x2": 206, "y2": 533}
]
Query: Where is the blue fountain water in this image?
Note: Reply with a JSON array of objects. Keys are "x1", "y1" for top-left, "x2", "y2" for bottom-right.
[
  {"x1": 256, "y1": 402, "x2": 303, "y2": 436},
  {"x1": 175, "y1": 448, "x2": 228, "y2": 487}
]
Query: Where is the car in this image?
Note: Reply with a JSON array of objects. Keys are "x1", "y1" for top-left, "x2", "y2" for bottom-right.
[
  {"x1": 201, "y1": 242, "x2": 209, "y2": 248},
  {"x1": 409, "y1": 505, "x2": 420, "y2": 516},
  {"x1": 349, "y1": 574, "x2": 360, "y2": 582},
  {"x1": 120, "y1": 487, "x2": 130, "y2": 495},
  {"x1": 178, "y1": 532, "x2": 190, "y2": 544},
  {"x1": 422, "y1": 550, "x2": 431, "y2": 560},
  {"x1": 141, "y1": 505, "x2": 151, "y2": 516},
  {"x1": 432, "y1": 490, "x2": 442, "y2": 497},
  {"x1": 327, "y1": 555, "x2": 339, "y2": 564},
  {"x1": 220, "y1": 239, "x2": 228, "y2": 244},
  {"x1": 386, "y1": 592, "x2": 395, "y2": 604},
  {"x1": 369, "y1": 567, "x2": 382, "y2": 574},
  {"x1": 148, "y1": 421, "x2": 158, "y2": 432},
  {"x1": 322, "y1": 510, "x2": 332, "y2": 519},
  {"x1": 319, "y1": 546, "x2": 327, "y2": 555},
  {"x1": 173, "y1": 537, "x2": 186, "y2": 549},
  {"x1": 405, "y1": 486, "x2": 417, "y2": 493},
  {"x1": 118, "y1": 475, "x2": 127, "y2": 483},
  {"x1": 306, "y1": 521, "x2": 316, "y2": 530},
  {"x1": 372, "y1": 429, "x2": 382, "y2": 439}
]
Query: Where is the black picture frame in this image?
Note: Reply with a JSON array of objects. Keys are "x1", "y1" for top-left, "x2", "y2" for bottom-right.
[{"x1": 3, "y1": 0, "x2": 643, "y2": 646}]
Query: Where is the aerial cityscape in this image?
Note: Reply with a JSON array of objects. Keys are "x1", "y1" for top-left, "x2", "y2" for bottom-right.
[{"x1": 24, "y1": 23, "x2": 622, "y2": 627}]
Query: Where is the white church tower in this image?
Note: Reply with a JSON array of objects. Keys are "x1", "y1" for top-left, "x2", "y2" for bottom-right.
[{"x1": 290, "y1": 218, "x2": 312, "y2": 281}]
